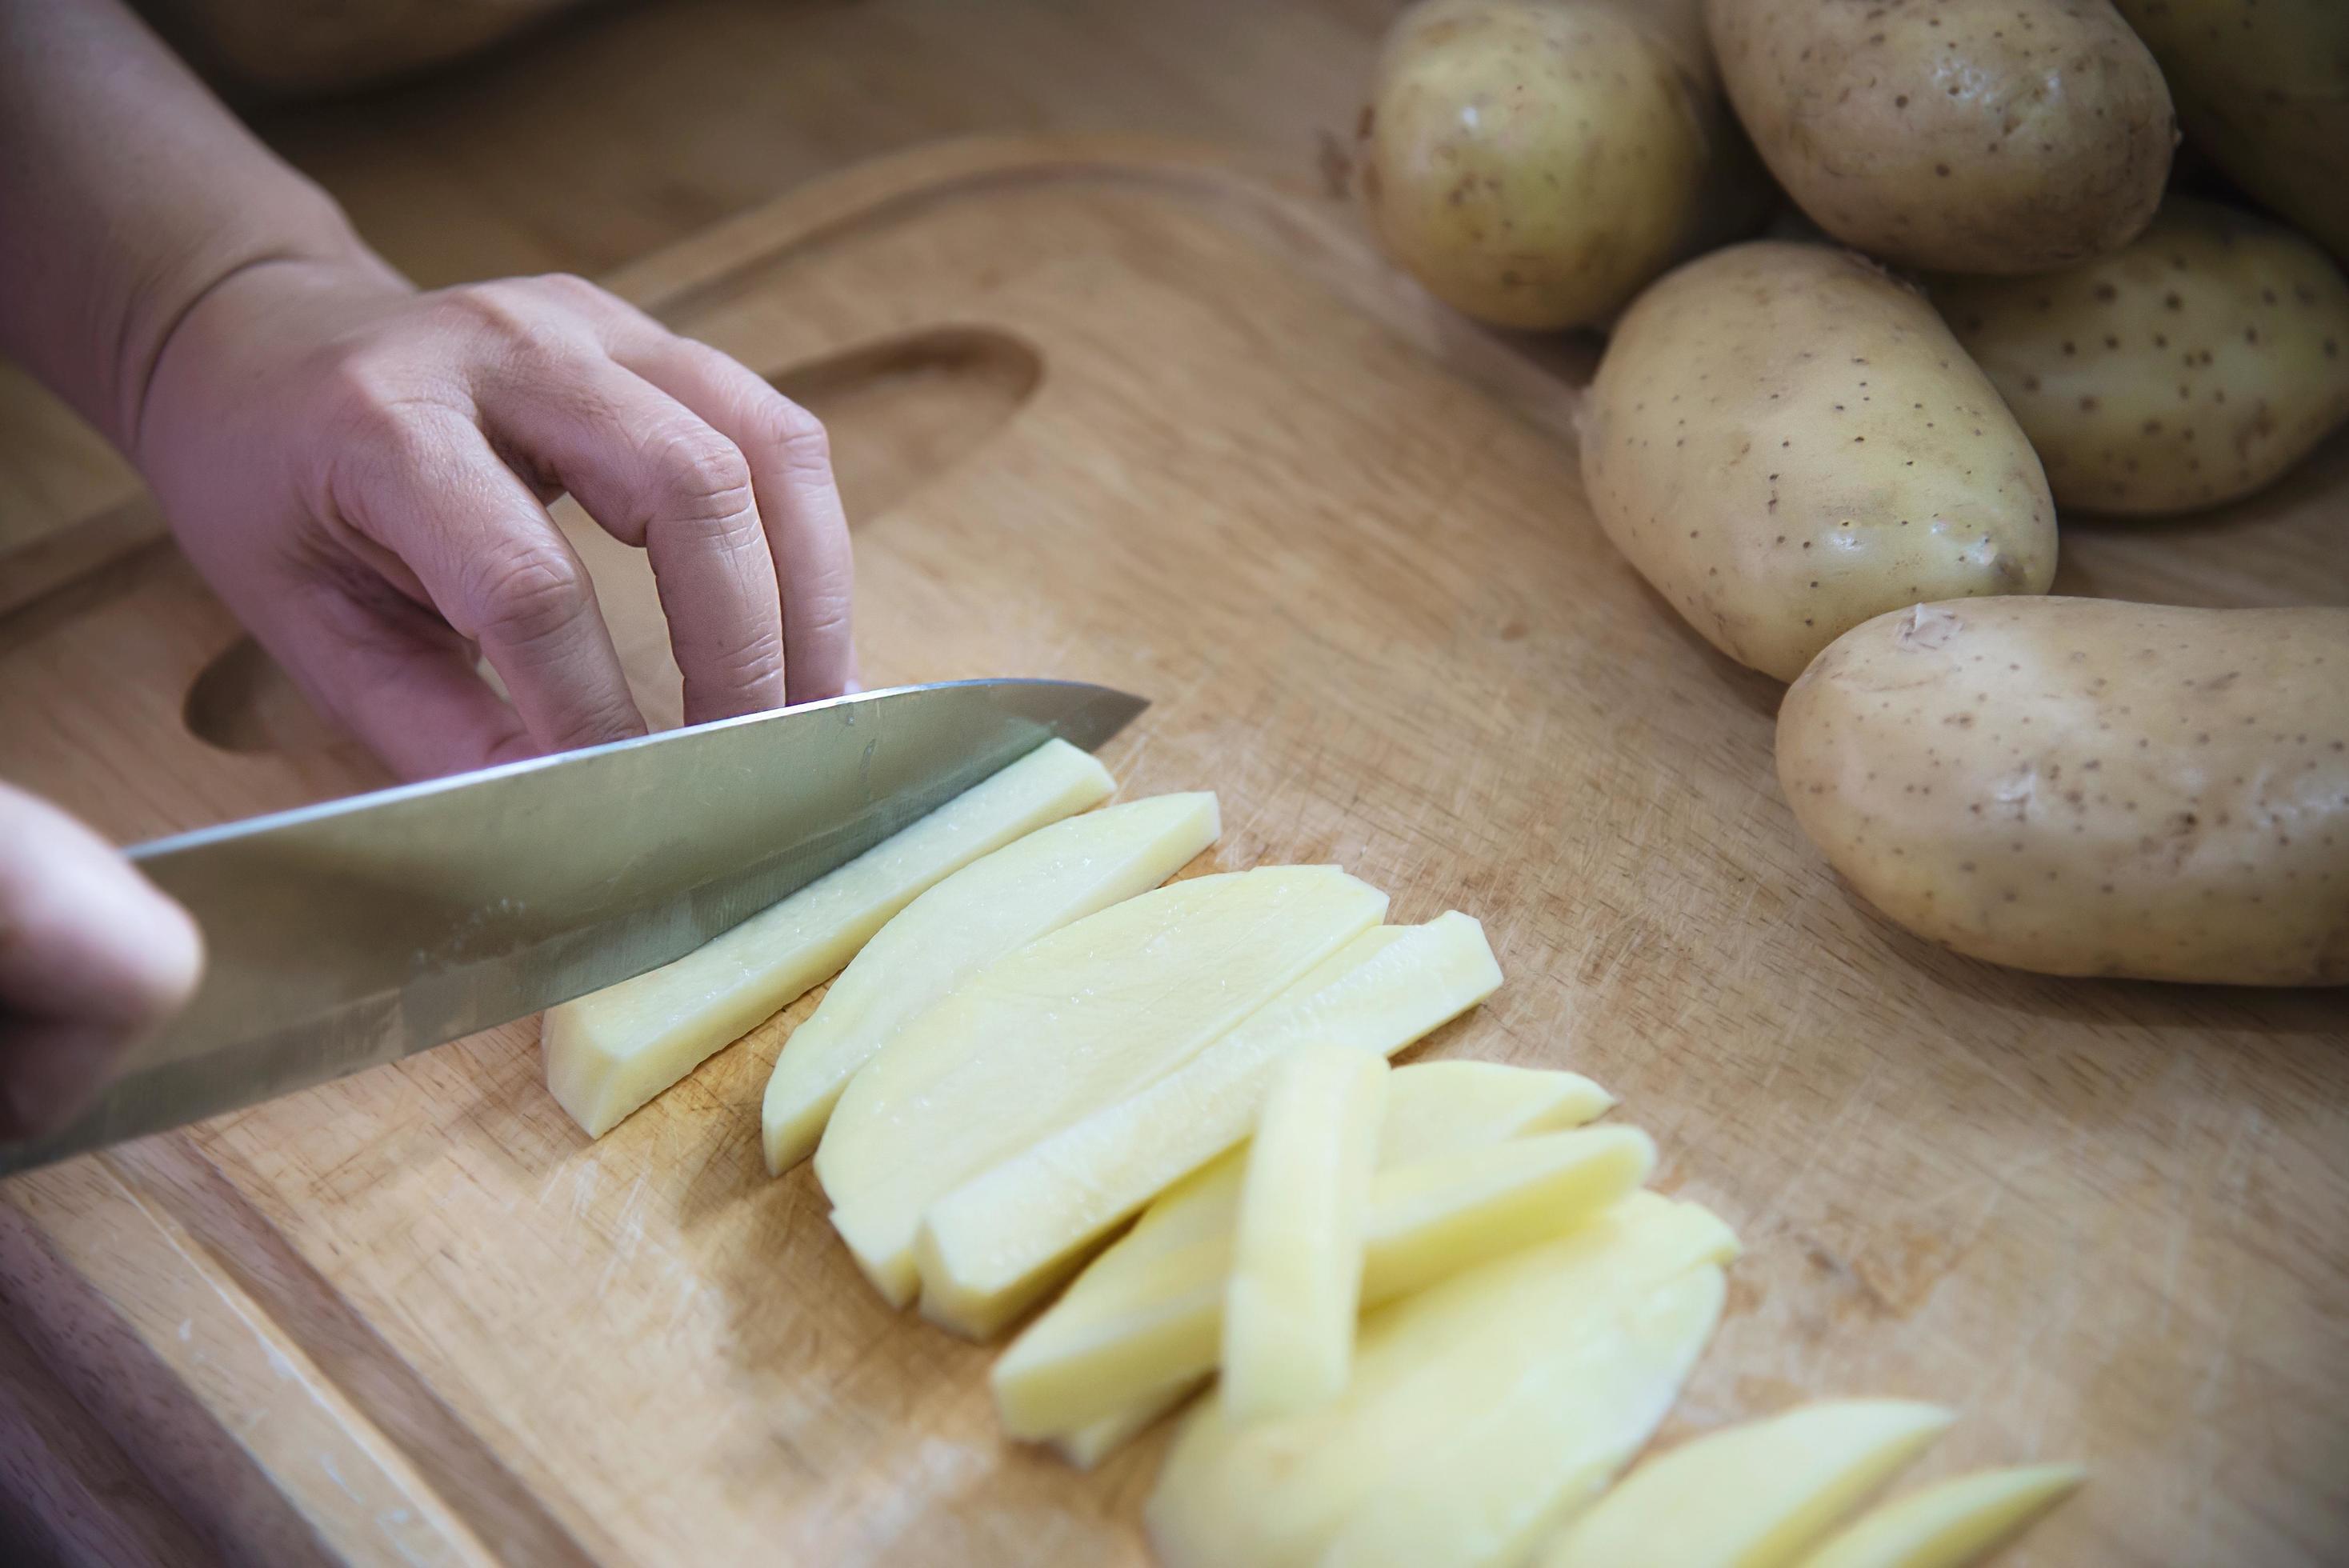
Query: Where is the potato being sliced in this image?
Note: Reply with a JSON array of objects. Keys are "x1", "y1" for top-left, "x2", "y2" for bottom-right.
[
  {"x1": 1143, "y1": 1194, "x2": 1739, "y2": 1568},
  {"x1": 819, "y1": 866, "x2": 1388, "y2": 1305},
  {"x1": 1798, "y1": 1463, "x2": 2085, "y2": 1568},
  {"x1": 542, "y1": 738, "x2": 1112, "y2": 1138},
  {"x1": 1537, "y1": 1399, "x2": 1955, "y2": 1568},
  {"x1": 1320, "y1": 1266, "x2": 1727, "y2": 1568},
  {"x1": 760, "y1": 790, "x2": 1219, "y2": 1174},
  {"x1": 1221, "y1": 1046, "x2": 1388, "y2": 1423},
  {"x1": 995, "y1": 1129, "x2": 1660, "y2": 1440},
  {"x1": 914, "y1": 914, "x2": 1501, "y2": 1337},
  {"x1": 1010, "y1": 1062, "x2": 1619, "y2": 1456}
]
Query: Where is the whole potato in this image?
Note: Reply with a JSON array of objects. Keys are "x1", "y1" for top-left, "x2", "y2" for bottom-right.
[
  {"x1": 1359, "y1": 0, "x2": 1761, "y2": 330},
  {"x1": 1934, "y1": 198, "x2": 2349, "y2": 516},
  {"x1": 1779, "y1": 598, "x2": 2349, "y2": 985},
  {"x1": 1580, "y1": 242, "x2": 2057, "y2": 682},
  {"x1": 1707, "y1": 0, "x2": 2174, "y2": 274},
  {"x1": 2113, "y1": 0, "x2": 2349, "y2": 266}
]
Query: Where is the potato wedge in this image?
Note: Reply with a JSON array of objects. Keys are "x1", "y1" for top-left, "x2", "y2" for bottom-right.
[
  {"x1": 541, "y1": 738, "x2": 1111, "y2": 1138},
  {"x1": 1799, "y1": 1463, "x2": 2085, "y2": 1568},
  {"x1": 1222, "y1": 1046, "x2": 1388, "y2": 1422},
  {"x1": 994, "y1": 1126, "x2": 1657, "y2": 1439},
  {"x1": 760, "y1": 790, "x2": 1219, "y2": 1174},
  {"x1": 1014, "y1": 1062, "x2": 1619, "y2": 1457},
  {"x1": 1319, "y1": 1266, "x2": 1726, "y2": 1568},
  {"x1": 819, "y1": 866, "x2": 1388, "y2": 1305},
  {"x1": 915, "y1": 914, "x2": 1501, "y2": 1338},
  {"x1": 1537, "y1": 1399, "x2": 1955, "y2": 1567},
  {"x1": 1143, "y1": 1195, "x2": 1737, "y2": 1568}
]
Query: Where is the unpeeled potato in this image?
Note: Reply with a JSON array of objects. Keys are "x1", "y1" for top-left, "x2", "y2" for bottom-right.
[
  {"x1": 1580, "y1": 242, "x2": 2056, "y2": 682},
  {"x1": 1934, "y1": 198, "x2": 2349, "y2": 517},
  {"x1": 1778, "y1": 597, "x2": 2349, "y2": 986},
  {"x1": 1707, "y1": 0, "x2": 2173, "y2": 274},
  {"x1": 2113, "y1": 0, "x2": 2349, "y2": 266},
  {"x1": 1358, "y1": 0, "x2": 1760, "y2": 330}
]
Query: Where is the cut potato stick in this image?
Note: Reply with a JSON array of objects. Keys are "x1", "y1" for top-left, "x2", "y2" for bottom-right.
[
  {"x1": 1220, "y1": 1046, "x2": 1388, "y2": 1423},
  {"x1": 818, "y1": 866, "x2": 1388, "y2": 1305},
  {"x1": 1053, "y1": 1382, "x2": 1198, "y2": 1470},
  {"x1": 994, "y1": 1126, "x2": 1658, "y2": 1439},
  {"x1": 1319, "y1": 1266, "x2": 1727, "y2": 1568},
  {"x1": 1536, "y1": 1399, "x2": 1955, "y2": 1568},
  {"x1": 542, "y1": 738, "x2": 1112, "y2": 1138},
  {"x1": 759, "y1": 790, "x2": 1219, "y2": 1174},
  {"x1": 1797, "y1": 1464, "x2": 2086, "y2": 1568},
  {"x1": 1143, "y1": 1194, "x2": 1739, "y2": 1568},
  {"x1": 914, "y1": 914, "x2": 1501, "y2": 1337}
]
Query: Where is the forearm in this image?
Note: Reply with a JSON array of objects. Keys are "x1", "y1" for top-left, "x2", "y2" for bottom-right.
[{"x1": 0, "y1": 0, "x2": 401, "y2": 454}]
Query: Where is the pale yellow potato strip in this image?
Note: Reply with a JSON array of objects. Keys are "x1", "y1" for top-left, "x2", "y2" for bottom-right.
[
  {"x1": 1320, "y1": 1266, "x2": 1727, "y2": 1568},
  {"x1": 1797, "y1": 1464, "x2": 2085, "y2": 1568},
  {"x1": 914, "y1": 914, "x2": 1502, "y2": 1337},
  {"x1": 994, "y1": 1126, "x2": 1657, "y2": 1439},
  {"x1": 1537, "y1": 1399, "x2": 1956, "y2": 1568},
  {"x1": 1220, "y1": 1046, "x2": 1388, "y2": 1423},
  {"x1": 820, "y1": 866, "x2": 1388, "y2": 1306},
  {"x1": 542, "y1": 738, "x2": 1111, "y2": 1138},
  {"x1": 759, "y1": 790, "x2": 1219, "y2": 1174},
  {"x1": 1144, "y1": 1195, "x2": 1740, "y2": 1568}
]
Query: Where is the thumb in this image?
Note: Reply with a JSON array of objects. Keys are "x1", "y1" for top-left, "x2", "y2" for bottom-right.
[{"x1": 0, "y1": 782, "x2": 204, "y2": 1138}]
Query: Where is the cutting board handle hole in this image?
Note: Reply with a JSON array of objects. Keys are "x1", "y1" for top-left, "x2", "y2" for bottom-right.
[
  {"x1": 766, "y1": 326, "x2": 1042, "y2": 523},
  {"x1": 184, "y1": 637, "x2": 346, "y2": 755}
]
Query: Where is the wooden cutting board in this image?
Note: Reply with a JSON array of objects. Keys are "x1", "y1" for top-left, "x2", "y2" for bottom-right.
[{"x1": 2, "y1": 138, "x2": 2344, "y2": 1567}]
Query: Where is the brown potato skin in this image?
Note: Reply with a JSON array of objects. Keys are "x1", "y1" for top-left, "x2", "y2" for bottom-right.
[
  {"x1": 1581, "y1": 242, "x2": 2056, "y2": 682},
  {"x1": 1779, "y1": 598, "x2": 2349, "y2": 985},
  {"x1": 2113, "y1": 0, "x2": 2349, "y2": 266},
  {"x1": 1934, "y1": 198, "x2": 2349, "y2": 517},
  {"x1": 1707, "y1": 0, "x2": 2175, "y2": 274},
  {"x1": 1359, "y1": 0, "x2": 1762, "y2": 329}
]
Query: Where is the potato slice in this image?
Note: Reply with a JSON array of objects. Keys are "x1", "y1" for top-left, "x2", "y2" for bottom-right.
[
  {"x1": 1319, "y1": 1266, "x2": 1727, "y2": 1568},
  {"x1": 1798, "y1": 1464, "x2": 2085, "y2": 1568},
  {"x1": 1143, "y1": 1194, "x2": 1738, "y2": 1568},
  {"x1": 542, "y1": 738, "x2": 1112, "y2": 1138},
  {"x1": 994, "y1": 1126, "x2": 1658, "y2": 1439},
  {"x1": 818, "y1": 866, "x2": 1388, "y2": 1305},
  {"x1": 759, "y1": 790, "x2": 1219, "y2": 1174},
  {"x1": 1010, "y1": 1062, "x2": 1618, "y2": 1456},
  {"x1": 1221, "y1": 1046, "x2": 1388, "y2": 1423},
  {"x1": 914, "y1": 914, "x2": 1501, "y2": 1337},
  {"x1": 1536, "y1": 1399, "x2": 1955, "y2": 1568}
]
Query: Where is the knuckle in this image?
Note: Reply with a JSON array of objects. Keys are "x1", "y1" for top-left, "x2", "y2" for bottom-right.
[
  {"x1": 438, "y1": 280, "x2": 561, "y2": 358},
  {"x1": 648, "y1": 424, "x2": 757, "y2": 530},
  {"x1": 742, "y1": 390, "x2": 830, "y2": 470},
  {"x1": 705, "y1": 622, "x2": 786, "y2": 694},
  {"x1": 466, "y1": 540, "x2": 590, "y2": 650}
]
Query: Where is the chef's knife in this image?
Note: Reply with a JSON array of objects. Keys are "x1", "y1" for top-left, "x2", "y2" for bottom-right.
[{"x1": 0, "y1": 678, "x2": 1146, "y2": 1176}]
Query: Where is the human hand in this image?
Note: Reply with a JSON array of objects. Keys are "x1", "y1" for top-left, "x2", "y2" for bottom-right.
[
  {"x1": 135, "y1": 257, "x2": 857, "y2": 780},
  {"x1": 0, "y1": 782, "x2": 203, "y2": 1139}
]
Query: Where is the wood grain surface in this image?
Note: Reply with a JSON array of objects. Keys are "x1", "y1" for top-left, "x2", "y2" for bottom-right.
[{"x1": 2, "y1": 138, "x2": 2347, "y2": 1566}]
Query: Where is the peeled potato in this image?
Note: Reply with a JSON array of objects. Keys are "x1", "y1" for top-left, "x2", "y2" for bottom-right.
[
  {"x1": 1935, "y1": 198, "x2": 2349, "y2": 516},
  {"x1": 1581, "y1": 242, "x2": 2056, "y2": 681},
  {"x1": 1778, "y1": 597, "x2": 2349, "y2": 986},
  {"x1": 1358, "y1": 0, "x2": 1760, "y2": 329}
]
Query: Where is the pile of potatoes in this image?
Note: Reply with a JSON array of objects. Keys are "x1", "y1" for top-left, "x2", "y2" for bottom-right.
[{"x1": 1359, "y1": 0, "x2": 2349, "y2": 987}]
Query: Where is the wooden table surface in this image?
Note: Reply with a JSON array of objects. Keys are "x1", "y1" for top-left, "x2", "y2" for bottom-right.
[{"x1": 2, "y1": 6, "x2": 2346, "y2": 1566}]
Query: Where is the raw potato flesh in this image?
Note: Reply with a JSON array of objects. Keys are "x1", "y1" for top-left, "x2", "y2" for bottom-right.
[
  {"x1": 994, "y1": 1126, "x2": 1657, "y2": 1440},
  {"x1": 759, "y1": 790, "x2": 1219, "y2": 1174},
  {"x1": 818, "y1": 866, "x2": 1388, "y2": 1305},
  {"x1": 1319, "y1": 1266, "x2": 1726, "y2": 1568},
  {"x1": 1536, "y1": 1398, "x2": 1955, "y2": 1568},
  {"x1": 1221, "y1": 1046, "x2": 1388, "y2": 1423},
  {"x1": 1143, "y1": 1194, "x2": 1739, "y2": 1568},
  {"x1": 1799, "y1": 1464, "x2": 2086, "y2": 1568},
  {"x1": 914, "y1": 914, "x2": 1502, "y2": 1337},
  {"x1": 540, "y1": 738, "x2": 1112, "y2": 1138},
  {"x1": 1010, "y1": 1062, "x2": 1618, "y2": 1456}
]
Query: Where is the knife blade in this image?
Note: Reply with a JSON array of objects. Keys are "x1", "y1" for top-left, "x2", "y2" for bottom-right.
[{"x1": 0, "y1": 677, "x2": 1146, "y2": 1175}]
